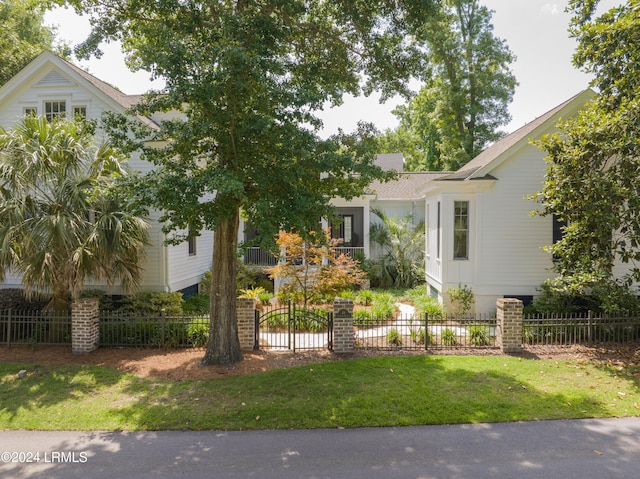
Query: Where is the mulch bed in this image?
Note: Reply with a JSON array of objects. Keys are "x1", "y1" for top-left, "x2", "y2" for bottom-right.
[{"x1": 1, "y1": 342, "x2": 638, "y2": 381}]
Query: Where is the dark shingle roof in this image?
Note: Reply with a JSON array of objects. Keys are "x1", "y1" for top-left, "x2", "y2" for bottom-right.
[{"x1": 369, "y1": 172, "x2": 448, "y2": 200}]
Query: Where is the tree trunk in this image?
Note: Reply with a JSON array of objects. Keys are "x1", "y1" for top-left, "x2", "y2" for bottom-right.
[{"x1": 200, "y1": 204, "x2": 244, "y2": 366}]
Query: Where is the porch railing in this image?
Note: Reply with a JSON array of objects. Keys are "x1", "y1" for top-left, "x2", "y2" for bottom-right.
[{"x1": 243, "y1": 247, "x2": 278, "y2": 266}]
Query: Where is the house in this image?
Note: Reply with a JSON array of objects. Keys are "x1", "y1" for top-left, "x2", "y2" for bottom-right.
[
  {"x1": 240, "y1": 153, "x2": 446, "y2": 267},
  {"x1": 422, "y1": 89, "x2": 597, "y2": 313},
  {"x1": 0, "y1": 51, "x2": 213, "y2": 295},
  {"x1": 237, "y1": 89, "x2": 598, "y2": 312}
]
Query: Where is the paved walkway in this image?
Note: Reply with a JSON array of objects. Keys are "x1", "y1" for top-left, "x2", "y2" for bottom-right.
[{"x1": 1, "y1": 418, "x2": 639, "y2": 479}]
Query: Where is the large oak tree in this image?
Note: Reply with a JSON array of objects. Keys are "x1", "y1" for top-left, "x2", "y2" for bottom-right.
[{"x1": 68, "y1": 0, "x2": 437, "y2": 365}]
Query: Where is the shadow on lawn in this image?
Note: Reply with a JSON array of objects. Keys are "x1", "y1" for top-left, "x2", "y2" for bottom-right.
[{"x1": 1, "y1": 354, "x2": 638, "y2": 432}]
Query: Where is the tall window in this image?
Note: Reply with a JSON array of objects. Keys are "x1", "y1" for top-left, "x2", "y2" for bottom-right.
[
  {"x1": 436, "y1": 201, "x2": 441, "y2": 259},
  {"x1": 188, "y1": 228, "x2": 197, "y2": 256},
  {"x1": 44, "y1": 101, "x2": 66, "y2": 121},
  {"x1": 453, "y1": 201, "x2": 469, "y2": 260}
]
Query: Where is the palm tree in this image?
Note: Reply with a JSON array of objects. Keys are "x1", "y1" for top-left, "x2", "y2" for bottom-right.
[
  {"x1": 0, "y1": 116, "x2": 149, "y2": 311},
  {"x1": 369, "y1": 208, "x2": 425, "y2": 288}
]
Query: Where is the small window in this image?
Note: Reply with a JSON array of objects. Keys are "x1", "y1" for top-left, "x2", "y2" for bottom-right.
[
  {"x1": 188, "y1": 236, "x2": 197, "y2": 256},
  {"x1": 72, "y1": 106, "x2": 87, "y2": 119},
  {"x1": 453, "y1": 201, "x2": 469, "y2": 260},
  {"x1": 23, "y1": 107, "x2": 37, "y2": 116},
  {"x1": 44, "y1": 101, "x2": 66, "y2": 121}
]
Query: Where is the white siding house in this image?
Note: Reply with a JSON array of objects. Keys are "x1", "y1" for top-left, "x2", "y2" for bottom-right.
[
  {"x1": 421, "y1": 89, "x2": 597, "y2": 312},
  {"x1": 0, "y1": 52, "x2": 213, "y2": 295}
]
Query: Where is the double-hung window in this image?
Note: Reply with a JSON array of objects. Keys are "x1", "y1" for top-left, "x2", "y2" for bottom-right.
[{"x1": 453, "y1": 201, "x2": 469, "y2": 260}]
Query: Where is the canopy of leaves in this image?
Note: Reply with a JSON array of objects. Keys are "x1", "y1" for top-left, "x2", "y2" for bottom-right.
[
  {"x1": 0, "y1": 116, "x2": 149, "y2": 311},
  {"x1": 70, "y1": 0, "x2": 440, "y2": 242},
  {"x1": 377, "y1": 0, "x2": 517, "y2": 171},
  {"x1": 534, "y1": 1, "x2": 640, "y2": 311},
  {"x1": 267, "y1": 230, "x2": 366, "y2": 307},
  {"x1": 68, "y1": 0, "x2": 439, "y2": 365},
  {"x1": 0, "y1": 0, "x2": 68, "y2": 87}
]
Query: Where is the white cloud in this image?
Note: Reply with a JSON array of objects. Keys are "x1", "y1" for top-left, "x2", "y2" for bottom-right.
[{"x1": 541, "y1": 3, "x2": 562, "y2": 15}]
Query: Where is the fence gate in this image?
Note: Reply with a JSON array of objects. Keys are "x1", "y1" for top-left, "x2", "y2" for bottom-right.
[{"x1": 254, "y1": 302, "x2": 333, "y2": 351}]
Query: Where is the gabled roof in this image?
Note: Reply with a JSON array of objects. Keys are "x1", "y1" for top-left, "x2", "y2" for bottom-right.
[
  {"x1": 369, "y1": 172, "x2": 448, "y2": 200},
  {"x1": 0, "y1": 51, "x2": 158, "y2": 129},
  {"x1": 439, "y1": 88, "x2": 597, "y2": 181}
]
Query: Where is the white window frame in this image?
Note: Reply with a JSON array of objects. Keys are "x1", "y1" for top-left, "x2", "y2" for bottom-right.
[{"x1": 44, "y1": 100, "x2": 66, "y2": 121}]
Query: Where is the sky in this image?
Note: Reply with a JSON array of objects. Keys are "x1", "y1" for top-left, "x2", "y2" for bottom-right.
[{"x1": 44, "y1": 1, "x2": 621, "y2": 137}]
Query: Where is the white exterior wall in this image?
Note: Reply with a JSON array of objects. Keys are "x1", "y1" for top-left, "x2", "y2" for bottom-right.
[
  {"x1": 471, "y1": 144, "x2": 555, "y2": 312},
  {"x1": 0, "y1": 56, "x2": 212, "y2": 295},
  {"x1": 424, "y1": 144, "x2": 556, "y2": 314}
]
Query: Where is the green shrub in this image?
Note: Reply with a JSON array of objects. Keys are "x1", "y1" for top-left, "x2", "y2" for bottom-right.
[
  {"x1": 469, "y1": 325, "x2": 490, "y2": 346},
  {"x1": 80, "y1": 289, "x2": 115, "y2": 311},
  {"x1": 187, "y1": 319, "x2": 209, "y2": 347},
  {"x1": 441, "y1": 328, "x2": 458, "y2": 346},
  {"x1": 410, "y1": 328, "x2": 426, "y2": 345},
  {"x1": 355, "y1": 290, "x2": 375, "y2": 307},
  {"x1": 387, "y1": 328, "x2": 402, "y2": 346},
  {"x1": 447, "y1": 284, "x2": 474, "y2": 316},
  {"x1": 183, "y1": 294, "x2": 210, "y2": 314},
  {"x1": 120, "y1": 292, "x2": 184, "y2": 316}
]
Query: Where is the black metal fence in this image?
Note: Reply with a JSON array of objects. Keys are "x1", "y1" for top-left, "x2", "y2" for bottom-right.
[
  {"x1": 523, "y1": 312, "x2": 640, "y2": 347},
  {"x1": 99, "y1": 312, "x2": 209, "y2": 348},
  {"x1": 255, "y1": 303, "x2": 333, "y2": 351},
  {"x1": 354, "y1": 313, "x2": 498, "y2": 350},
  {"x1": 0, "y1": 309, "x2": 71, "y2": 346}
]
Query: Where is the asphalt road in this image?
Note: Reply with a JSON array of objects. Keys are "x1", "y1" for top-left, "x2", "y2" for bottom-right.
[{"x1": 1, "y1": 418, "x2": 639, "y2": 479}]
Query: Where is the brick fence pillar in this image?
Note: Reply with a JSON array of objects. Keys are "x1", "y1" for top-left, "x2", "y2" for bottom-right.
[
  {"x1": 333, "y1": 298, "x2": 354, "y2": 354},
  {"x1": 236, "y1": 298, "x2": 256, "y2": 350},
  {"x1": 71, "y1": 298, "x2": 100, "y2": 354},
  {"x1": 496, "y1": 298, "x2": 523, "y2": 353}
]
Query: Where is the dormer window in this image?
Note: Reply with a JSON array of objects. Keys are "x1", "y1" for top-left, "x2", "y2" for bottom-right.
[{"x1": 44, "y1": 101, "x2": 66, "y2": 121}]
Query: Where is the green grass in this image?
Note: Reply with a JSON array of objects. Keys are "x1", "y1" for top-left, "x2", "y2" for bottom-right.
[{"x1": 1, "y1": 355, "x2": 638, "y2": 430}]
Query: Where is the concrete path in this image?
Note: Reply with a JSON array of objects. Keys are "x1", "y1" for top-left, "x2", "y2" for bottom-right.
[{"x1": 1, "y1": 418, "x2": 639, "y2": 479}]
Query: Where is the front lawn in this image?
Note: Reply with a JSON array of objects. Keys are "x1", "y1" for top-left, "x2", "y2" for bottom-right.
[{"x1": 1, "y1": 355, "x2": 638, "y2": 430}]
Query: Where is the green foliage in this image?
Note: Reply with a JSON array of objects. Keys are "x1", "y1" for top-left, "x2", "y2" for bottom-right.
[
  {"x1": 0, "y1": 1, "x2": 67, "y2": 87},
  {"x1": 447, "y1": 284, "x2": 474, "y2": 315},
  {"x1": 355, "y1": 290, "x2": 375, "y2": 307},
  {"x1": 469, "y1": 325, "x2": 490, "y2": 346},
  {"x1": 369, "y1": 209, "x2": 425, "y2": 288},
  {"x1": 529, "y1": 279, "x2": 640, "y2": 315},
  {"x1": 410, "y1": 327, "x2": 427, "y2": 345},
  {"x1": 386, "y1": 328, "x2": 402, "y2": 347},
  {"x1": 183, "y1": 294, "x2": 210, "y2": 314},
  {"x1": 376, "y1": 0, "x2": 516, "y2": 171},
  {"x1": 532, "y1": 2, "x2": 640, "y2": 311},
  {"x1": 80, "y1": 290, "x2": 115, "y2": 311},
  {"x1": 370, "y1": 291, "x2": 397, "y2": 318},
  {"x1": 238, "y1": 286, "x2": 267, "y2": 301},
  {"x1": 120, "y1": 292, "x2": 184, "y2": 317},
  {"x1": 268, "y1": 230, "x2": 366, "y2": 307},
  {"x1": 441, "y1": 328, "x2": 458, "y2": 346},
  {"x1": 70, "y1": 0, "x2": 437, "y2": 364},
  {"x1": 0, "y1": 116, "x2": 150, "y2": 311}
]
